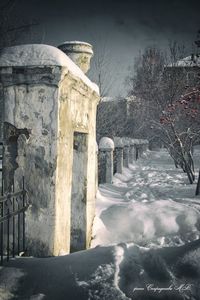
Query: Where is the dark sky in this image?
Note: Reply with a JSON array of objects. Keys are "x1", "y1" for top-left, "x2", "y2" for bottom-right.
[{"x1": 13, "y1": 0, "x2": 200, "y2": 96}]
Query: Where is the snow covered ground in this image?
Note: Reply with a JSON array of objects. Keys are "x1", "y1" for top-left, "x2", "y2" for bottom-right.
[
  {"x1": 1, "y1": 149, "x2": 200, "y2": 300},
  {"x1": 92, "y1": 148, "x2": 200, "y2": 249}
]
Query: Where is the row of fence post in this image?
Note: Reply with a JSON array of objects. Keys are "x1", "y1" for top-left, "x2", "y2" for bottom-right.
[{"x1": 97, "y1": 137, "x2": 149, "y2": 184}]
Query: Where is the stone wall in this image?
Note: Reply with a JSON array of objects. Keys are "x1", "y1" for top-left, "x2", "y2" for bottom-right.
[{"x1": 98, "y1": 136, "x2": 149, "y2": 184}]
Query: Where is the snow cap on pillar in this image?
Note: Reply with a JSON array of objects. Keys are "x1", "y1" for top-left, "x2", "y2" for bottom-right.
[
  {"x1": 130, "y1": 139, "x2": 136, "y2": 146},
  {"x1": 143, "y1": 139, "x2": 149, "y2": 145},
  {"x1": 122, "y1": 137, "x2": 130, "y2": 146},
  {"x1": 132, "y1": 139, "x2": 140, "y2": 145},
  {"x1": 99, "y1": 137, "x2": 114, "y2": 150},
  {"x1": 113, "y1": 137, "x2": 123, "y2": 148}
]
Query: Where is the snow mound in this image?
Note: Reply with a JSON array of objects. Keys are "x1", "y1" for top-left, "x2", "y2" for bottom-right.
[
  {"x1": 98, "y1": 200, "x2": 200, "y2": 246},
  {"x1": 76, "y1": 263, "x2": 128, "y2": 300},
  {"x1": 78, "y1": 240, "x2": 200, "y2": 299}
]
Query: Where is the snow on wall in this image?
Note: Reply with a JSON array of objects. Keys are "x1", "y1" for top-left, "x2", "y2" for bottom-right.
[{"x1": 0, "y1": 44, "x2": 99, "y2": 94}]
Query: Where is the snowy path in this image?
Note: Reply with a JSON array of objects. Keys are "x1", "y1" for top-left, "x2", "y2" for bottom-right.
[{"x1": 92, "y1": 149, "x2": 200, "y2": 248}]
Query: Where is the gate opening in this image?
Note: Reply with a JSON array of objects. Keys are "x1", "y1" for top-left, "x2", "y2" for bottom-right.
[{"x1": 70, "y1": 132, "x2": 88, "y2": 252}]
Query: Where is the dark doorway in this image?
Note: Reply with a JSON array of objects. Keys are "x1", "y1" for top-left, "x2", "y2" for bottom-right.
[{"x1": 70, "y1": 132, "x2": 88, "y2": 252}]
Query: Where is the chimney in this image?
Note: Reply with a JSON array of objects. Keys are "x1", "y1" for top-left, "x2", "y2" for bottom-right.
[{"x1": 58, "y1": 41, "x2": 93, "y2": 74}]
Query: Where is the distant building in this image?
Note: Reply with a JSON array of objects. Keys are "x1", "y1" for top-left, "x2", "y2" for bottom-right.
[
  {"x1": 165, "y1": 33, "x2": 200, "y2": 86},
  {"x1": 164, "y1": 54, "x2": 200, "y2": 87}
]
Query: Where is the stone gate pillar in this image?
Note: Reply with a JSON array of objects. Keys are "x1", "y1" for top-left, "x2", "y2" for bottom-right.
[
  {"x1": 0, "y1": 43, "x2": 99, "y2": 256},
  {"x1": 98, "y1": 137, "x2": 114, "y2": 184}
]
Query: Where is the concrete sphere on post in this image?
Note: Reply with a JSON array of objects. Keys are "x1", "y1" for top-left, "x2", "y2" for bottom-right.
[
  {"x1": 113, "y1": 137, "x2": 123, "y2": 148},
  {"x1": 99, "y1": 137, "x2": 114, "y2": 151}
]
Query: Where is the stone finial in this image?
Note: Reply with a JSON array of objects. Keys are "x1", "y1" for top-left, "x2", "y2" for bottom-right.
[
  {"x1": 58, "y1": 41, "x2": 93, "y2": 74},
  {"x1": 98, "y1": 137, "x2": 114, "y2": 184},
  {"x1": 113, "y1": 137, "x2": 123, "y2": 148},
  {"x1": 99, "y1": 137, "x2": 114, "y2": 150}
]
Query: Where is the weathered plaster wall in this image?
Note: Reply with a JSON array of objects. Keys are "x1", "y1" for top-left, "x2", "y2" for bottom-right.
[
  {"x1": 0, "y1": 45, "x2": 99, "y2": 256},
  {"x1": 2, "y1": 71, "x2": 59, "y2": 255},
  {"x1": 70, "y1": 132, "x2": 87, "y2": 252}
]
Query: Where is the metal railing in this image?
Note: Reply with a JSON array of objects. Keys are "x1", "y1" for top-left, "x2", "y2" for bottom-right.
[{"x1": 0, "y1": 177, "x2": 29, "y2": 265}]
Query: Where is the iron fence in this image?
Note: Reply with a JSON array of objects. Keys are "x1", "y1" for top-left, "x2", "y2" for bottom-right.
[{"x1": 0, "y1": 177, "x2": 29, "y2": 265}]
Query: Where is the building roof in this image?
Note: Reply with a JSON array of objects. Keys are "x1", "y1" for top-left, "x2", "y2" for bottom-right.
[{"x1": 168, "y1": 54, "x2": 200, "y2": 68}]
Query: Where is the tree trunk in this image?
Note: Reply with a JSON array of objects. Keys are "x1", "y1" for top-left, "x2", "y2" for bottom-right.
[
  {"x1": 196, "y1": 169, "x2": 200, "y2": 196},
  {"x1": 184, "y1": 160, "x2": 195, "y2": 184}
]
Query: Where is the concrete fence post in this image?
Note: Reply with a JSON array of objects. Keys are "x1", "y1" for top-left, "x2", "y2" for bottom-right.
[
  {"x1": 122, "y1": 137, "x2": 130, "y2": 168},
  {"x1": 138, "y1": 140, "x2": 143, "y2": 158},
  {"x1": 113, "y1": 137, "x2": 123, "y2": 174},
  {"x1": 129, "y1": 140, "x2": 136, "y2": 164},
  {"x1": 138, "y1": 140, "x2": 148, "y2": 157},
  {"x1": 143, "y1": 140, "x2": 149, "y2": 152},
  {"x1": 135, "y1": 139, "x2": 149, "y2": 159},
  {"x1": 135, "y1": 145, "x2": 139, "y2": 160},
  {"x1": 131, "y1": 139, "x2": 140, "y2": 161},
  {"x1": 98, "y1": 137, "x2": 114, "y2": 184},
  {"x1": 141, "y1": 143, "x2": 145, "y2": 155}
]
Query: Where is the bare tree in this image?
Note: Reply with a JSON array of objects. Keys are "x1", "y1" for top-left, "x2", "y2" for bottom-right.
[
  {"x1": 89, "y1": 39, "x2": 116, "y2": 99},
  {"x1": 125, "y1": 46, "x2": 166, "y2": 143},
  {"x1": 126, "y1": 42, "x2": 200, "y2": 187},
  {"x1": 159, "y1": 87, "x2": 200, "y2": 183},
  {"x1": 196, "y1": 169, "x2": 200, "y2": 195}
]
